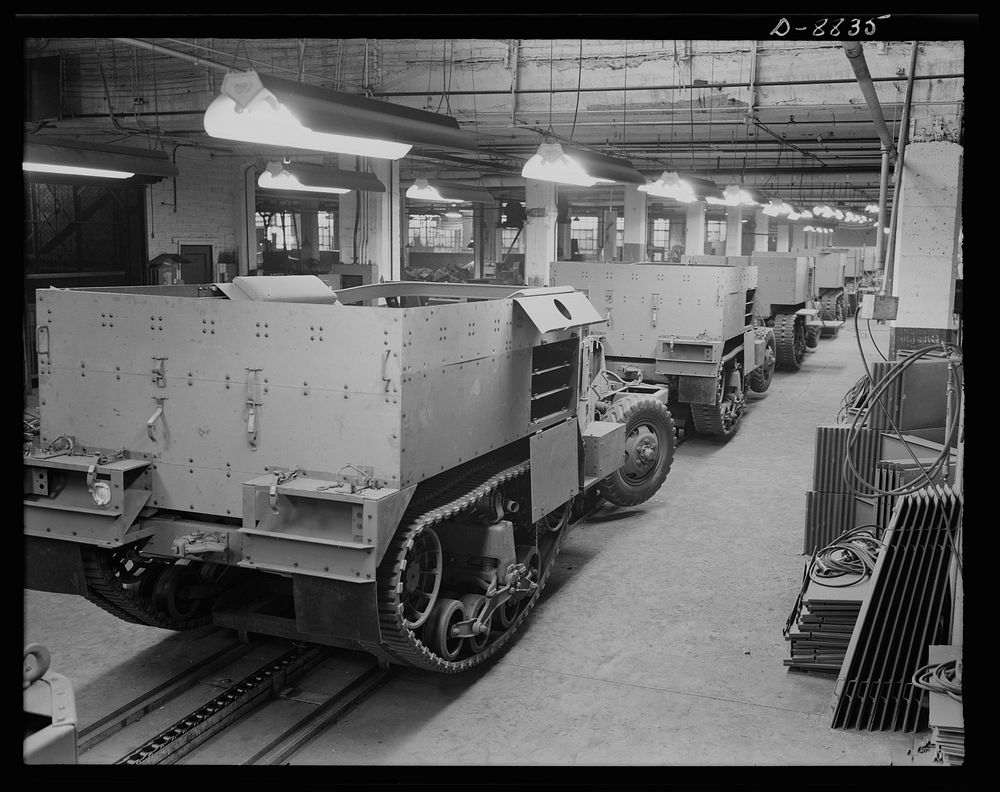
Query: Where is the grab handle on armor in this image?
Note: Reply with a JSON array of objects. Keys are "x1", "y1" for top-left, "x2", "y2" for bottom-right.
[
  {"x1": 245, "y1": 368, "x2": 263, "y2": 448},
  {"x1": 147, "y1": 396, "x2": 167, "y2": 441}
]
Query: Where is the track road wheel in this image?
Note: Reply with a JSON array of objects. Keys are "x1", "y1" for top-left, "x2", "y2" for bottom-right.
[
  {"x1": 774, "y1": 313, "x2": 806, "y2": 370},
  {"x1": 690, "y1": 364, "x2": 746, "y2": 441},
  {"x1": 426, "y1": 598, "x2": 466, "y2": 661},
  {"x1": 749, "y1": 330, "x2": 776, "y2": 393},
  {"x1": 600, "y1": 396, "x2": 675, "y2": 507},
  {"x1": 399, "y1": 527, "x2": 443, "y2": 629}
]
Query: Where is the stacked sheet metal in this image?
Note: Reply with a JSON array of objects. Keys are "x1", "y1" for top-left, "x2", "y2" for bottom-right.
[
  {"x1": 804, "y1": 425, "x2": 883, "y2": 553},
  {"x1": 925, "y1": 644, "x2": 964, "y2": 765},
  {"x1": 784, "y1": 527, "x2": 882, "y2": 674},
  {"x1": 830, "y1": 485, "x2": 960, "y2": 731},
  {"x1": 784, "y1": 574, "x2": 872, "y2": 673},
  {"x1": 873, "y1": 459, "x2": 954, "y2": 531}
]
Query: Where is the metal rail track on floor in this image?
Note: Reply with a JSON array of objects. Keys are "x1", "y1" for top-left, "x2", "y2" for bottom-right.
[
  {"x1": 242, "y1": 664, "x2": 396, "y2": 765},
  {"x1": 114, "y1": 644, "x2": 330, "y2": 765},
  {"x1": 78, "y1": 637, "x2": 257, "y2": 754}
]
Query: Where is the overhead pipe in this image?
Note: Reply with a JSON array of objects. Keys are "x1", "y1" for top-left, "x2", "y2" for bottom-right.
[
  {"x1": 114, "y1": 38, "x2": 231, "y2": 72},
  {"x1": 842, "y1": 41, "x2": 897, "y2": 158},
  {"x1": 883, "y1": 41, "x2": 920, "y2": 298},
  {"x1": 370, "y1": 72, "x2": 961, "y2": 99},
  {"x1": 875, "y1": 145, "x2": 891, "y2": 267}
]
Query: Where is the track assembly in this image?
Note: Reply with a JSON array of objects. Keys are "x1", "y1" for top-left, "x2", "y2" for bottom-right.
[
  {"x1": 773, "y1": 313, "x2": 806, "y2": 370},
  {"x1": 373, "y1": 459, "x2": 568, "y2": 673}
]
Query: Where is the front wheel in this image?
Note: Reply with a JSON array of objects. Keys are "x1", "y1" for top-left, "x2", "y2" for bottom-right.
[
  {"x1": 749, "y1": 330, "x2": 776, "y2": 394},
  {"x1": 600, "y1": 396, "x2": 676, "y2": 507}
]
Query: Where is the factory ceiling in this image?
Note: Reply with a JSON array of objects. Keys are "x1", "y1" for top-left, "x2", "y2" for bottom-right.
[{"x1": 22, "y1": 36, "x2": 965, "y2": 208}]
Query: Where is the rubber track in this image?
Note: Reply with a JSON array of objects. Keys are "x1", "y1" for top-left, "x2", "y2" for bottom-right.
[
  {"x1": 690, "y1": 400, "x2": 736, "y2": 436},
  {"x1": 774, "y1": 314, "x2": 803, "y2": 370},
  {"x1": 373, "y1": 459, "x2": 569, "y2": 673},
  {"x1": 819, "y1": 292, "x2": 844, "y2": 336},
  {"x1": 81, "y1": 548, "x2": 211, "y2": 631}
]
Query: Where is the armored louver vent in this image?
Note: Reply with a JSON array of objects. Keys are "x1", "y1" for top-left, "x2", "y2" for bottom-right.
[{"x1": 529, "y1": 339, "x2": 578, "y2": 427}]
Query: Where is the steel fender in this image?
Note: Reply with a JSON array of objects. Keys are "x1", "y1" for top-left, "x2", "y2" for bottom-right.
[{"x1": 677, "y1": 373, "x2": 722, "y2": 406}]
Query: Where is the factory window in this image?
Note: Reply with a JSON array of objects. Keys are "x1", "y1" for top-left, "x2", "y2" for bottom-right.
[
  {"x1": 571, "y1": 216, "x2": 600, "y2": 253},
  {"x1": 616, "y1": 216, "x2": 625, "y2": 250},
  {"x1": 408, "y1": 214, "x2": 436, "y2": 248},
  {"x1": 317, "y1": 211, "x2": 336, "y2": 251},
  {"x1": 651, "y1": 218, "x2": 671, "y2": 249},
  {"x1": 256, "y1": 211, "x2": 299, "y2": 251},
  {"x1": 706, "y1": 220, "x2": 727, "y2": 256},
  {"x1": 500, "y1": 226, "x2": 524, "y2": 253}
]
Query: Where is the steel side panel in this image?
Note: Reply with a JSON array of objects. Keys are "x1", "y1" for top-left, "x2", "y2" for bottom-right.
[
  {"x1": 529, "y1": 418, "x2": 581, "y2": 522},
  {"x1": 398, "y1": 298, "x2": 549, "y2": 373},
  {"x1": 35, "y1": 290, "x2": 403, "y2": 517},
  {"x1": 400, "y1": 351, "x2": 532, "y2": 486},
  {"x1": 551, "y1": 261, "x2": 755, "y2": 358},
  {"x1": 750, "y1": 256, "x2": 812, "y2": 311}
]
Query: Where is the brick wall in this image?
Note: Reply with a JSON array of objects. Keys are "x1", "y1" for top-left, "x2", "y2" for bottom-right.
[{"x1": 145, "y1": 146, "x2": 249, "y2": 278}]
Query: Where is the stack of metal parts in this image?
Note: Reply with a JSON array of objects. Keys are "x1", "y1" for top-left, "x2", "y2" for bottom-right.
[
  {"x1": 830, "y1": 485, "x2": 960, "y2": 731},
  {"x1": 923, "y1": 645, "x2": 964, "y2": 765},
  {"x1": 804, "y1": 426, "x2": 881, "y2": 553},
  {"x1": 783, "y1": 527, "x2": 881, "y2": 673},
  {"x1": 865, "y1": 459, "x2": 951, "y2": 531}
]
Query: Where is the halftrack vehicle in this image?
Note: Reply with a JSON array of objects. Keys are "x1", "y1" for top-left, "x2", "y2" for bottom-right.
[{"x1": 23, "y1": 277, "x2": 676, "y2": 673}]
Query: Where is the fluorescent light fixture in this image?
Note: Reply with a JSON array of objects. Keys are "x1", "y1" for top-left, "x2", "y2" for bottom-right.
[
  {"x1": 405, "y1": 178, "x2": 494, "y2": 204},
  {"x1": 443, "y1": 208, "x2": 463, "y2": 219},
  {"x1": 204, "y1": 70, "x2": 477, "y2": 159},
  {"x1": 22, "y1": 137, "x2": 178, "y2": 183},
  {"x1": 256, "y1": 160, "x2": 385, "y2": 196},
  {"x1": 23, "y1": 162, "x2": 132, "y2": 179},
  {"x1": 712, "y1": 184, "x2": 759, "y2": 206},
  {"x1": 522, "y1": 141, "x2": 606, "y2": 186},
  {"x1": 639, "y1": 171, "x2": 698, "y2": 202},
  {"x1": 522, "y1": 141, "x2": 643, "y2": 187}
]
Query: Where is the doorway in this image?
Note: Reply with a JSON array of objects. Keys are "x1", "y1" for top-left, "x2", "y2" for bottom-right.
[{"x1": 179, "y1": 244, "x2": 213, "y2": 284}]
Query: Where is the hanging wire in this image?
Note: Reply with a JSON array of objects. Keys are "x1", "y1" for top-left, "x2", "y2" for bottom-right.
[
  {"x1": 548, "y1": 39, "x2": 554, "y2": 135},
  {"x1": 570, "y1": 39, "x2": 583, "y2": 142},
  {"x1": 469, "y1": 40, "x2": 480, "y2": 147},
  {"x1": 621, "y1": 40, "x2": 628, "y2": 151}
]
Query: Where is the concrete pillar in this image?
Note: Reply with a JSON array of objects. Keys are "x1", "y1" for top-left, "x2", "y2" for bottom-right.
[
  {"x1": 685, "y1": 201, "x2": 706, "y2": 256},
  {"x1": 524, "y1": 180, "x2": 558, "y2": 286},
  {"x1": 889, "y1": 141, "x2": 962, "y2": 355},
  {"x1": 623, "y1": 185, "x2": 647, "y2": 262},
  {"x1": 790, "y1": 224, "x2": 805, "y2": 251},
  {"x1": 337, "y1": 156, "x2": 401, "y2": 281},
  {"x1": 776, "y1": 222, "x2": 789, "y2": 252},
  {"x1": 753, "y1": 207, "x2": 770, "y2": 252},
  {"x1": 601, "y1": 210, "x2": 618, "y2": 260},
  {"x1": 557, "y1": 220, "x2": 572, "y2": 261},
  {"x1": 480, "y1": 204, "x2": 499, "y2": 275},
  {"x1": 725, "y1": 205, "x2": 744, "y2": 256},
  {"x1": 298, "y1": 210, "x2": 320, "y2": 265}
]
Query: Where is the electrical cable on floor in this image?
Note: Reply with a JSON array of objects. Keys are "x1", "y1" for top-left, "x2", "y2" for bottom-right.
[
  {"x1": 808, "y1": 526, "x2": 884, "y2": 588},
  {"x1": 911, "y1": 658, "x2": 962, "y2": 701}
]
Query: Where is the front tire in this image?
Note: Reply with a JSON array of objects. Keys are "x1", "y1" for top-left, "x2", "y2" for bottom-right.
[
  {"x1": 600, "y1": 396, "x2": 675, "y2": 507},
  {"x1": 749, "y1": 330, "x2": 776, "y2": 393}
]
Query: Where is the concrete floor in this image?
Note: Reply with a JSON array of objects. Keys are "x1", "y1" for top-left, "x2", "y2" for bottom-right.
[{"x1": 23, "y1": 320, "x2": 940, "y2": 766}]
